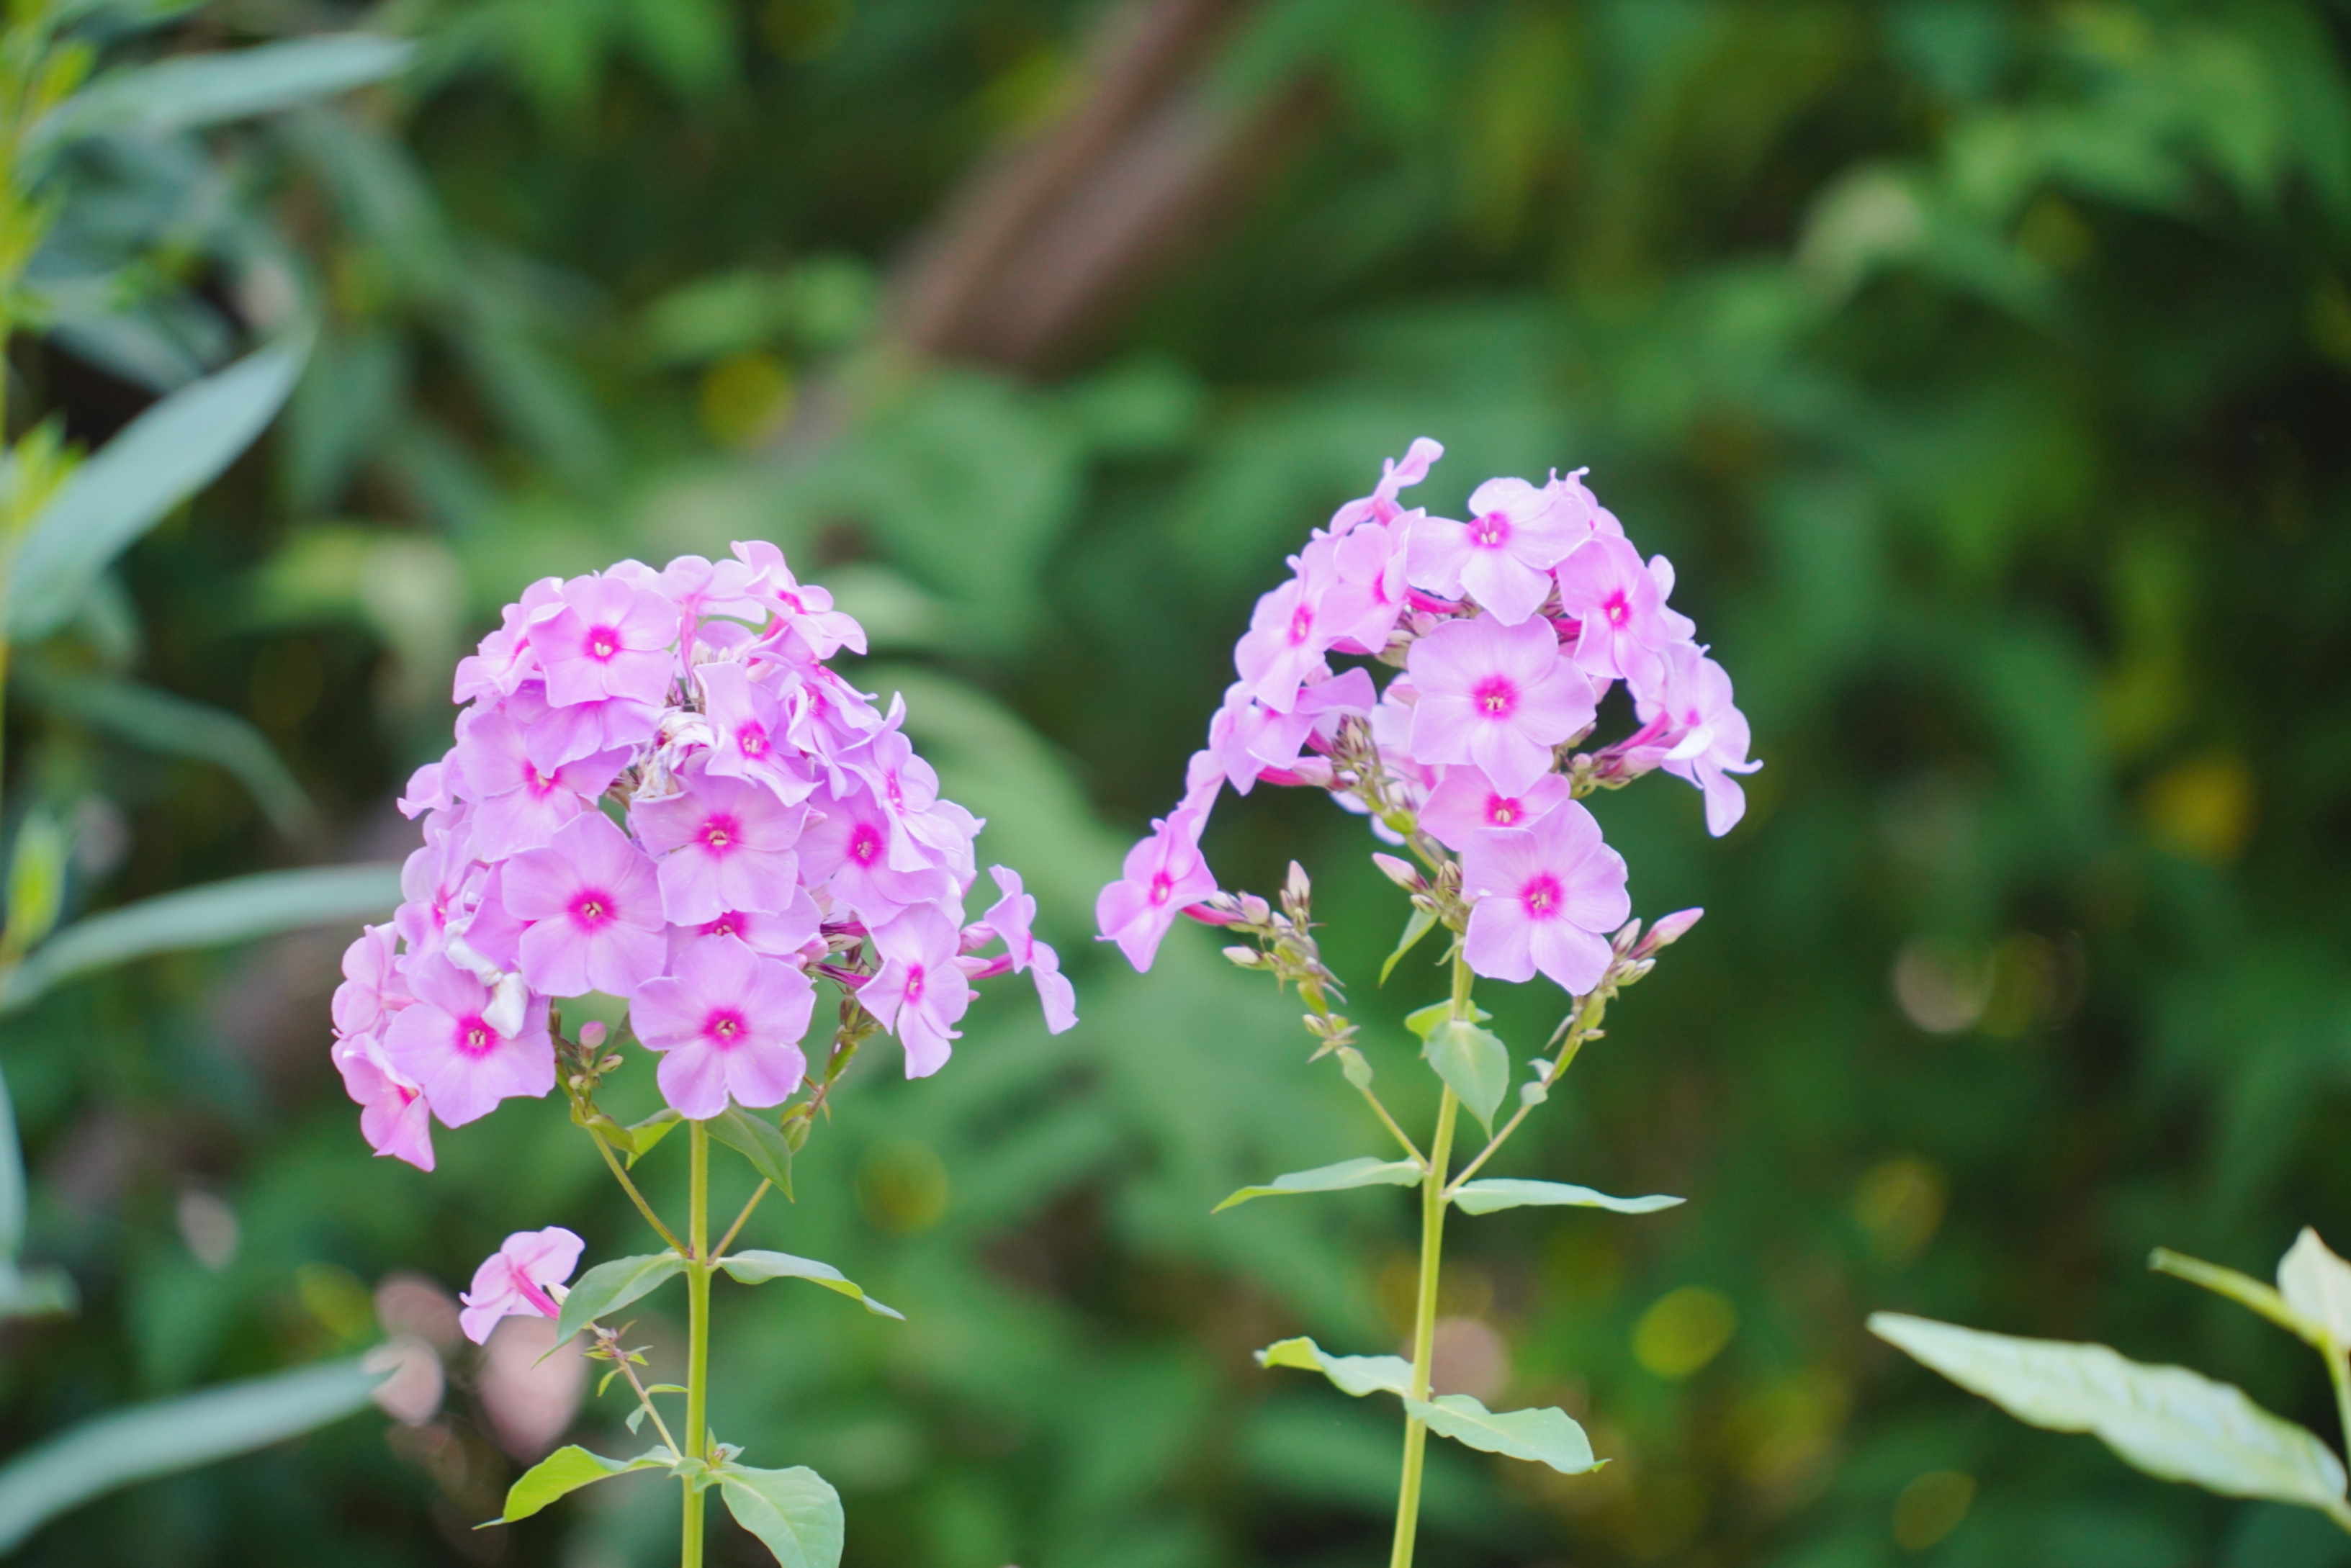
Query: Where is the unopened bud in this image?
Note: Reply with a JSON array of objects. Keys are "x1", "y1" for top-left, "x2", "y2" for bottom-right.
[
  {"x1": 600, "y1": 1054, "x2": 624, "y2": 1073},
  {"x1": 1223, "y1": 945, "x2": 1264, "y2": 968},
  {"x1": 1610, "y1": 918, "x2": 1642, "y2": 955},
  {"x1": 579, "y1": 1020, "x2": 608, "y2": 1050},
  {"x1": 1642, "y1": 907, "x2": 1704, "y2": 952},
  {"x1": 1283, "y1": 860, "x2": 1313, "y2": 909},
  {"x1": 1370, "y1": 853, "x2": 1424, "y2": 891}
]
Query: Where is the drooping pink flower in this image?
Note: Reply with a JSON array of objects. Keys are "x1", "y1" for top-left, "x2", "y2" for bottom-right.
[
  {"x1": 859, "y1": 906, "x2": 974, "y2": 1077},
  {"x1": 454, "y1": 709, "x2": 628, "y2": 859},
  {"x1": 1460, "y1": 802, "x2": 1630, "y2": 993},
  {"x1": 1322, "y1": 519, "x2": 1410, "y2": 653},
  {"x1": 631, "y1": 768, "x2": 808, "y2": 924},
  {"x1": 799, "y1": 779, "x2": 954, "y2": 922},
  {"x1": 382, "y1": 954, "x2": 556, "y2": 1127},
  {"x1": 659, "y1": 554, "x2": 763, "y2": 654},
  {"x1": 696, "y1": 662, "x2": 817, "y2": 803},
  {"x1": 459, "y1": 1227, "x2": 584, "y2": 1345},
  {"x1": 1406, "y1": 477, "x2": 1587, "y2": 625},
  {"x1": 536, "y1": 573, "x2": 679, "y2": 708},
  {"x1": 1553, "y1": 536, "x2": 1692, "y2": 692},
  {"x1": 451, "y1": 577, "x2": 564, "y2": 705},
  {"x1": 393, "y1": 812, "x2": 477, "y2": 962},
  {"x1": 1636, "y1": 641, "x2": 1761, "y2": 837},
  {"x1": 1405, "y1": 613, "x2": 1596, "y2": 794},
  {"x1": 332, "y1": 924, "x2": 411, "y2": 1037},
  {"x1": 849, "y1": 708, "x2": 981, "y2": 873},
  {"x1": 331, "y1": 1034, "x2": 434, "y2": 1171},
  {"x1": 1329, "y1": 438, "x2": 1444, "y2": 534},
  {"x1": 1416, "y1": 765, "x2": 1576, "y2": 852},
  {"x1": 734, "y1": 539, "x2": 866, "y2": 662},
  {"x1": 1096, "y1": 805, "x2": 1218, "y2": 972},
  {"x1": 631, "y1": 934, "x2": 814, "y2": 1120},
  {"x1": 983, "y1": 865, "x2": 1078, "y2": 1035},
  {"x1": 397, "y1": 758, "x2": 454, "y2": 819},
  {"x1": 502, "y1": 812, "x2": 667, "y2": 998}
]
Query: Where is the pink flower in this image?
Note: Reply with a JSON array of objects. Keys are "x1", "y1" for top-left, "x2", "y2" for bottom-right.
[
  {"x1": 850, "y1": 710, "x2": 979, "y2": 873},
  {"x1": 799, "y1": 780, "x2": 953, "y2": 922},
  {"x1": 536, "y1": 574, "x2": 678, "y2": 708},
  {"x1": 1637, "y1": 642, "x2": 1761, "y2": 837},
  {"x1": 1405, "y1": 613, "x2": 1596, "y2": 795},
  {"x1": 859, "y1": 906, "x2": 974, "y2": 1076},
  {"x1": 668, "y1": 893, "x2": 822, "y2": 965},
  {"x1": 397, "y1": 758, "x2": 453, "y2": 819},
  {"x1": 632, "y1": 769, "x2": 809, "y2": 924},
  {"x1": 983, "y1": 866, "x2": 1077, "y2": 1035},
  {"x1": 1406, "y1": 476, "x2": 1586, "y2": 625},
  {"x1": 1416, "y1": 765, "x2": 1575, "y2": 852},
  {"x1": 696, "y1": 662, "x2": 817, "y2": 804},
  {"x1": 331, "y1": 1035, "x2": 433, "y2": 1171},
  {"x1": 1553, "y1": 536, "x2": 1692, "y2": 691},
  {"x1": 454, "y1": 709, "x2": 628, "y2": 859},
  {"x1": 393, "y1": 812, "x2": 476, "y2": 961},
  {"x1": 1231, "y1": 546, "x2": 1338, "y2": 712},
  {"x1": 382, "y1": 954, "x2": 556, "y2": 1127},
  {"x1": 459, "y1": 1227, "x2": 584, "y2": 1345},
  {"x1": 734, "y1": 540, "x2": 866, "y2": 661},
  {"x1": 1096, "y1": 805, "x2": 1218, "y2": 972},
  {"x1": 332, "y1": 924, "x2": 410, "y2": 1037},
  {"x1": 631, "y1": 934, "x2": 814, "y2": 1120},
  {"x1": 502, "y1": 813, "x2": 667, "y2": 998},
  {"x1": 451, "y1": 577, "x2": 563, "y2": 704},
  {"x1": 1461, "y1": 802, "x2": 1630, "y2": 993},
  {"x1": 1329, "y1": 438, "x2": 1443, "y2": 534},
  {"x1": 1322, "y1": 520, "x2": 1410, "y2": 653}
]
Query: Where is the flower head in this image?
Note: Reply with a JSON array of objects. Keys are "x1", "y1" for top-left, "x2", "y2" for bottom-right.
[{"x1": 459, "y1": 1227, "x2": 584, "y2": 1345}]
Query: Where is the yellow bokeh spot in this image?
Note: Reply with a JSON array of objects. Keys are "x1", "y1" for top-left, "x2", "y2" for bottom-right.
[
  {"x1": 295, "y1": 1261, "x2": 377, "y2": 1343},
  {"x1": 1853, "y1": 1157, "x2": 1947, "y2": 1264},
  {"x1": 698, "y1": 351, "x2": 795, "y2": 449},
  {"x1": 1632, "y1": 1286, "x2": 1736, "y2": 1380},
  {"x1": 1892, "y1": 1469, "x2": 1975, "y2": 1551},
  {"x1": 2144, "y1": 752, "x2": 2255, "y2": 865},
  {"x1": 857, "y1": 1140, "x2": 948, "y2": 1235}
]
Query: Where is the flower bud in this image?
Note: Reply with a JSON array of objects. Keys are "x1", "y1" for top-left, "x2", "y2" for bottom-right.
[
  {"x1": 1223, "y1": 945, "x2": 1264, "y2": 968},
  {"x1": 578, "y1": 1021, "x2": 608, "y2": 1050},
  {"x1": 1610, "y1": 918, "x2": 1642, "y2": 955},
  {"x1": 1370, "y1": 853, "x2": 1425, "y2": 892},
  {"x1": 1635, "y1": 907, "x2": 1704, "y2": 958},
  {"x1": 1283, "y1": 860, "x2": 1313, "y2": 909}
]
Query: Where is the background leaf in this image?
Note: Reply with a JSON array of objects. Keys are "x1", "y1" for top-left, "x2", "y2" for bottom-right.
[
  {"x1": 716, "y1": 1250, "x2": 903, "y2": 1320},
  {"x1": 1213, "y1": 1155, "x2": 1422, "y2": 1212},
  {"x1": 498, "y1": 1444, "x2": 670, "y2": 1523},
  {"x1": 1402, "y1": 1394, "x2": 1601, "y2": 1475},
  {"x1": 32, "y1": 35, "x2": 413, "y2": 148},
  {"x1": 549, "y1": 1253, "x2": 687, "y2": 1344}
]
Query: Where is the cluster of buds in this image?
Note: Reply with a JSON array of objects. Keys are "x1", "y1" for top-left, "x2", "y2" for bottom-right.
[{"x1": 1192, "y1": 864, "x2": 1357, "y2": 1058}]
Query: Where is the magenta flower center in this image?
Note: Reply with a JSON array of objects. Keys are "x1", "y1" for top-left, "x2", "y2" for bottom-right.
[
  {"x1": 570, "y1": 889, "x2": 615, "y2": 929},
  {"x1": 738, "y1": 723, "x2": 770, "y2": 758},
  {"x1": 884, "y1": 772, "x2": 905, "y2": 811},
  {"x1": 1148, "y1": 870, "x2": 1174, "y2": 906},
  {"x1": 1473, "y1": 675, "x2": 1519, "y2": 718},
  {"x1": 849, "y1": 823, "x2": 883, "y2": 866},
  {"x1": 587, "y1": 625, "x2": 620, "y2": 661},
  {"x1": 1485, "y1": 796, "x2": 1521, "y2": 826},
  {"x1": 1470, "y1": 511, "x2": 1511, "y2": 549},
  {"x1": 1520, "y1": 873, "x2": 1565, "y2": 919},
  {"x1": 699, "y1": 813, "x2": 740, "y2": 854},
  {"x1": 707, "y1": 914, "x2": 742, "y2": 939},
  {"x1": 703, "y1": 1008, "x2": 750, "y2": 1050},
  {"x1": 456, "y1": 1014, "x2": 500, "y2": 1058},
  {"x1": 1603, "y1": 591, "x2": 1630, "y2": 628},
  {"x1": 904, "y1": 963, "x2": 927, "y2": 1004},
  {"x1": 1287, "y1": 600, "x2": 1316, "y2": 646}
]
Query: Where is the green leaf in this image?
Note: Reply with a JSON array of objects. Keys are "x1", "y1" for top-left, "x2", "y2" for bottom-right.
[
  {"x1": 14, "y1": 662, "x2": 317, "y2": 839},
  {"x1": 0, "y1": 1356, "x2": 385, "y2": 1549},
  {"x1": 2, "y1": 808, "x2": 68, "y2": 962},
  {"x1": 1380, "y1": 906, "x2": 1438, "y2": 984},
  {"x1": 1869, "y1": 1312, "x2": 2350, "y2": 1510},
  {"x1": 0, "y1": 1263, "x2": 77, "y2": 1322},
  {"x1": 716, "y1": 1251, "x2": 904, "y2": 1320},
  {"x1": 716, "y1": 1464, "x2": 845, "y2": 1568},
  {"x1": 32, "y1": 35, "x2": 415, "y2": 150},
  {"x1": 550, "y1": 1253, "x2": 688, "y2": 1345},
  {"x1": 624, "y1": 1107, "x2": 684, "y2": 1168},
  {"x1": 2151, "y1": 1248, "x2": 2315, "y2": 1346},
  {"x1": 495, "y1": 1444, "x2": 670, "y2": 1523},
  {"x1": 1451, "y1": 1179, "x2": 1685, "y2": 1217},
  {"x1": 1404, "y1": 999, "x2": 1488, "y2": 1039},
  {"x1": 1212, "y1": 1155, "x2": 1423, "y2": 1212},
  {"x1": 2277, "y1": 1229, "x2": 2351, "y2": 1345},
  {"x1": 1421, "y1": 1019, "x2": 1510, "y2": 1134},
  {"x1": 708, "y1": 1105, "x2": 794, "y2": 1199},
  {"x1": 1403, "y1": 1393, "x2": 1602, "y2": 1474},
  {"x1": 0, "y1": 862, "x2": 402, "y2": 1013},
  {"x1": 6, "y1": 336, "x2": 311, "y2": 643},
  {"x1": 1335, "y1": 1045, "x2": 1374, "y2": 1090},
  {"x1": 0, "y1": 1066, "x2": 69, "y2": 1320},
  {"x1": 1254, "y1": 1335, "x2": 1413, "y2": 1397}
]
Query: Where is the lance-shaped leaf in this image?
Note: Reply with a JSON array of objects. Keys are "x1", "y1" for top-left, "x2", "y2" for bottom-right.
[
  {"x1": 31, "y1": 35, "x2": 415, "y2": 151},
  {"x1": 550, "y1": 1253, "x2": 688, "y2": 1344},
  {"x1": 1254, "y1": 1336, "x2": 1413, "y2": 1398},
  {"x1": 2278, "y1": 1229, "x2": 2351, "y2": 1346},
  {"x1": 14, "y1": 662, "x2": 318, "y2": 839},
  {"x1": 709, "y1": 1105, "x2": 794, "y2": 1199},
  {"x1": 0, "y1": 1355, "x2": 385, "y2": 1549},
  {"x1": 0, "y1": 1063, "x2": 73, "y2": 1323},
  {"x1": 1419, "y1": 1018, "x2": 1510, "y2": 1135},
  {"x1": 1869, "y1": 1312, "x2": 2350, "y2": 1511},
  {"x1": 495, "y1": 1444, "x2": 672, "y2": 1523},
  {"x1": 6, "y1": 335, "x2": 310, "y2": 643},
  {"x1": 0, "y1": 862, "x2": 402, "y2": 1012},
  {"x1": 716, "y1": 1464, "x2": 845, "y2": 1568},
  {"x1": 1213, "y1": 1155, "x2": 1423, "y2": 1213},
  {"x1": 716, "y1": 1251, "x2": 903, "y2": 1320},
  {"x1": 1402, "y1": 1393, "x2": 1602, "y2": 1474},
  {"x1": 1452, "y1": 1179, "x2": 1685, "y2": 1217}
]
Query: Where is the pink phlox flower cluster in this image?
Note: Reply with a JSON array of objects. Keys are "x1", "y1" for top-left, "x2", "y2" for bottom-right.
[
  {"x1": 1098, "y1": 440, "x2": 1758, "y2": 993},
  {"x1": 459, "y1": 1226, "x2": 583, "y2": 1345},
  {"x1": 331, "y1": 544, "x2": 1076, "y2": 1171}
]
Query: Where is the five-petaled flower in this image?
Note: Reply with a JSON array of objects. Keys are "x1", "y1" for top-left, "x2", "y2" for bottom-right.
[
  {"x1": 382, "y1": 953, "x2": 556, "y2": 1128},
  {"x1": 459, "y1": 1227, "x2": 584, "y2": 1345},
  {"x1": 631, "y1": 934, "x2": 815, "y2": 1121},
  {"x1": 1460, "y1": 801, "x2": 1631, "y2": 994},
  {"x1": 1406, "y1": 613, "x2": 1597, "y2": 796}
]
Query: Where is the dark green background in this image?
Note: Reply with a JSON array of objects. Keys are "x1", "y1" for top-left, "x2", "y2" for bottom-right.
[{"x1": 9, "y1": 1, "x2": 2351, "y2": 1564}]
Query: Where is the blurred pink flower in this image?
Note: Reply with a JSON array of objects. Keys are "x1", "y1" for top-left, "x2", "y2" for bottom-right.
[{"x1": 459, "y1": 1226, "x2": 583, "y2": 1345}]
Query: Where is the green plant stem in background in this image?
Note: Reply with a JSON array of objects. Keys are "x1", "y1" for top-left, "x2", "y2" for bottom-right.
[{"x1": 683, "y1": 1119, "x2": 711, "y2": 1568}]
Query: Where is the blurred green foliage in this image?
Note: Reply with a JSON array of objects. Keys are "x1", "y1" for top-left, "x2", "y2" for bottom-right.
[{"x1": 6, "y1": 1, "x2": 2351, "y2": 1565}]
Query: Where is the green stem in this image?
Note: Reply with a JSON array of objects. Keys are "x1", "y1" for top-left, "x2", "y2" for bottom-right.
[
  {"x1": 1390, "y1": 1085, "x2": 1457, "y2": 1568},
  {"x1": 682, "y1": 1121, "x2": 711, "y2": 1568},
  {"x1": 714, "y1": 1178, "x2": 770, "y2": 1259},
  {"x1": 592, "y1": 1128, "x2": 688, "y2": 1256}
]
